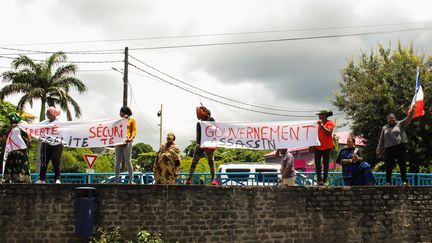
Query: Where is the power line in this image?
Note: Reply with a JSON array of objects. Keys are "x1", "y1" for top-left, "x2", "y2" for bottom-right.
[
  {"x1": 128, "y1": 62, "x2": 330, "y2": 118},
  {"x1": 0, "y1": 46, "x2": 123, "y2": 55},
  {"x1": 129, "y1": 55, "x2": 322, "y2": 112},
  {"x1": 76, "y1": 69, "x2": 114, "y2": 72},
  {"x1": 112, "y1": 66, "x2": 158, "y2": 130},
  {"x1": 2, "y1": 21, "x2": 432, "y2": 46},
  {"x1": 0, "y1": 55, "x2": 15, "y2": 60},
  {"x1": 128, "y1": 80, "x2": 158, "y2": 131},
  {"x1": 68, "y1": 60, "x2": 124, "y2": 64},
  {"x1": 129, "y1": 27, "x2": 432, "y2": 51},
  {"x1": 0, "y1": 55, "x2": 123, "y2": 64},
  {"x1": 0, "y1": 26, "x2": 430, "y2": 54}
]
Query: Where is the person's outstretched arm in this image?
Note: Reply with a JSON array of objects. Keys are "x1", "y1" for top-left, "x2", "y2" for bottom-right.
[{"x1": 401, "y1": 103, "x2": 417, "y2": 127}]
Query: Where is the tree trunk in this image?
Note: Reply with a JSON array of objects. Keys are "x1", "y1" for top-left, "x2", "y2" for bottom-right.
[
  {"x1": 39, "y1": 97, "x2": 46, "y2": 122},
  {"x1": 36, "y1": 97, "x2": 46, "y2": 175}
]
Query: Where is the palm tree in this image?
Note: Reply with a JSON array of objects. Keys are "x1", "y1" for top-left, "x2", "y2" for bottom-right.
[{"x1": 0, "y1": 52, "x2": 87, "y2": 121}]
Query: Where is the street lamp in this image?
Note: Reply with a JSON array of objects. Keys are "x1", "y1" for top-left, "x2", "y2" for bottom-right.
[{"x1": 157, "y1": 104, "x2": 163, "y2": 148}]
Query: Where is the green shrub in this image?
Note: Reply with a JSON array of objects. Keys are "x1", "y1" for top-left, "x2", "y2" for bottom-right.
[{"x1": 90, "y1": 227, "x2": 163, "y2": 243}]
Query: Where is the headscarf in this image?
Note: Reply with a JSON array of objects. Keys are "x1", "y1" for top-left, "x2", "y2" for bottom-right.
[
  {"x1": 196, "y1": 106, "x2": 210, "y2": 120},
  {"x1": 7, "y1": 112, "x2": 21, "y2": 124},
  {"x1": 166, "y1": 132, "x2": 176, "y2": 142},
  {"x1": 47, "y1": 106, "x2": 61, "y2": 117}
]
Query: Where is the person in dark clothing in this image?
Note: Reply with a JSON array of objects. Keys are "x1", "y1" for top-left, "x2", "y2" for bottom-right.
[
  {"x1": 36, "y1": 107, "x2": 63, "y2": 184},
  {"x1": 336, "y1": 136, "x2": 375, "y2": 186},
  {"x1": 186, "y1": 106, "x2": 217, "y2": 185},
  {"x1": 376, "y1": 104, "x2": 416, "y2": 185}
]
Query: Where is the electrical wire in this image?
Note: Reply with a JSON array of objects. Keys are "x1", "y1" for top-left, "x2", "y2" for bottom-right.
[
  {"x1": 0, "y1": 55, "x2": 123, "y2": 64},
  {"x1": 112, "y1": 66, "x2": 158, "y2": 130},
  {"x1": 130, "y1": 27, "x2": 432, "y2": 51},
  {"x1": 0, "y1": 25, "x2": 430, "y2": 54},
  {"x1": 129, "y1": 62, "x2": 335, "y2": 118},
  {"x1": 129, "y1": 55, "x2": 331, "y2": 112},
  {"x1": 2, "y1": 21, "x2": 432, "y2": 46},
  {"x1": 127, "y1": 81, "x2": 159, "y2": 131},
  {"x1": 0, "y1": 46, "x2": 123, "y2": 55}
]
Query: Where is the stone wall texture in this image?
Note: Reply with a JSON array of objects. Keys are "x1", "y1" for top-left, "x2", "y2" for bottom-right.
[{"x1": 1, "y1": 184, "x2": 432, "y2": 242}]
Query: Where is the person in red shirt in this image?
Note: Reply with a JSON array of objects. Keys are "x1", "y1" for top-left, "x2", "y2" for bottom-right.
[{"x1": 314, "y1": 110, "x2": 335, "y2": 186}]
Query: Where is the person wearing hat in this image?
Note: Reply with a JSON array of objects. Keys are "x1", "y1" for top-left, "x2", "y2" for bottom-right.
[
  {"x1": 186, "y1": 106, "x2": 218, "y2": 185},
  {"x1": 2, "y1": 112, "x2": 31, "y2": 183},
  {"x1": 114, "y1": 106, "x2": 136, "y2": 184},
  {"x1": 314, "y1": 110, "x2": 335, "y2": 186},
  {"x1": 153, "y1": 132, "x2": 181, "y2": 184},
  {"x1": 36, "y1": 107, "x2": 64, "y2": 184}
]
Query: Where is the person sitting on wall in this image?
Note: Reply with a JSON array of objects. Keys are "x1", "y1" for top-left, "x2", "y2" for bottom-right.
[{"x1": 336, "y1": 136, "x2": 375, "y2": 186}]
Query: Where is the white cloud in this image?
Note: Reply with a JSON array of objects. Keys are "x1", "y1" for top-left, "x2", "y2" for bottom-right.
[{"x1": 1, "y1": 0, "x2": 432, "y2": 151}]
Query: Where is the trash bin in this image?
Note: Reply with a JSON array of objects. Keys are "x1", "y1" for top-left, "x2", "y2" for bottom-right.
[{"x1": 74, "y1": 187, "x2": 96, "y2": 238}]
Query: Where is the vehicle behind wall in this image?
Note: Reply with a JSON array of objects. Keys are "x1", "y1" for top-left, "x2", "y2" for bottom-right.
[{"x1": 216, "y1": 163, "x2": 281, "y2": 186}]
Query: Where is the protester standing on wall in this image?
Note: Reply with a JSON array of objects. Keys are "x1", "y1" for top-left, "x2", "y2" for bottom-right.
[
  {"x1": 36, "y1": 107, "x2": 63, "y2": 184},
  {"x1": 376, "y1": 104, "x2": 416, "y2": 186},
  {"x1": 153, "y1": 132, "x2": 181, "y2": 185},
  {"x1": 314, "y1": 110, "x2": 335, "y2": 186},
  {"x1": 277, "y1": 149, "x2": 296, "y2": 186},
  {"x1": 2, "y1": 112, "x2": 31, "y2": 183},
  {"x1": 186, "y1": 106, "x2": 218, "y2": 185},
  {"x1": 114, "y1": 106, "x2": 136, "y2": 184}
]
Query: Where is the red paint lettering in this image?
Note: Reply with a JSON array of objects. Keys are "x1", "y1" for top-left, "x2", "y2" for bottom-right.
[
  {"x1": 302, "y1": 125, "x2": 316, "y2": 139},
  {"x1": 89, "y1": 127, "x2": 96, "y2": 138},
  {"x1": 290, "y1": 126, "x2": 300, "y2": 140},
  {"x1": 205, "y1": 125, "x2": 214, "y2": 137},
  {"x1": 51, "y1": 125, "x2": 59, "y2": 135},
  {"x1": 246, "y1": 127, "x2": 253, "y2": 139}
]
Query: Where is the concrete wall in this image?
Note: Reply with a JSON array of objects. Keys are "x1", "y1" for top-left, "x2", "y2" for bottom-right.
[{"x1": 1, "y1": 184, "x2": 432, "y2": 242}]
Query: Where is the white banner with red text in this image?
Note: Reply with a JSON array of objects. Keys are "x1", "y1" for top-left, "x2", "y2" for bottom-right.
[
  {"x1": 199, "y1": 120, "x2": 320, "y2": 150},
  {"x1": 18, "y1": 118, "x2": 128, "y2": 148}
]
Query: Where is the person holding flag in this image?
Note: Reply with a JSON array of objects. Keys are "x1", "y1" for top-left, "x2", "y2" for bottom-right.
[{"x1": 376, "y1": 68, "x2": 424, "y2": 185}]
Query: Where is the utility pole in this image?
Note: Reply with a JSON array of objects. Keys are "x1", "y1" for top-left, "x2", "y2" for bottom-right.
[
  {"x1": 157, "y1": 104, "x2": 163, "y2": 148},
  {"x1": 123, "y1": 47, "x2": 129, "y2": 107}
]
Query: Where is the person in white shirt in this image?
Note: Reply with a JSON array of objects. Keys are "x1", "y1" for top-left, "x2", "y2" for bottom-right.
[{"x1": 36, "y1": 107, "x2": 63, "y2": 184}]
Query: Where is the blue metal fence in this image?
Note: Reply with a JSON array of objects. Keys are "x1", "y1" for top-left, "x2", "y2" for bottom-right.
[{"x1": 29, "y1": 171, "x2": 431, "y2": 186}]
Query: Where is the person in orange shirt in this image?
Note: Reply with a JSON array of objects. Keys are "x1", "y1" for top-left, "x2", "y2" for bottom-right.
[
  {"x1": 114, "y1": 106, "x2": 136, "y2": 184},
  {"x1": 314, "y1": 110, "x2": 335, "y2": 186}
]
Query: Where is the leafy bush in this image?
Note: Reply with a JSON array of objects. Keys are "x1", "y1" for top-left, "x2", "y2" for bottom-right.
[{"x1": 90, "y1": 227, "x2": 163, "y2": 243}]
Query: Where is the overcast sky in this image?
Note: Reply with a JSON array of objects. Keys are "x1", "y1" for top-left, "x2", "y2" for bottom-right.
[{"x1": 1, "y1": 0, "x2": 432, "y2": 150}]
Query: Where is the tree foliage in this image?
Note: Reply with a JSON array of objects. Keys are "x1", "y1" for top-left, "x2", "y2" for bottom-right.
[
  {"x1": 332, "y1": 42, "x2": 432, "y2": 172},
  {"x1": 132, "y1": 142, "x2": 154, "y2": 159},
  {"x1": 180, "y1": 141, "x2": 270, "y2": 172},
  {"x1": 0, "y1": 52, "x2": 87, "y2": 121},
  {"x1": 132, "y1": 142, "x2": 156, "y2": 172}
]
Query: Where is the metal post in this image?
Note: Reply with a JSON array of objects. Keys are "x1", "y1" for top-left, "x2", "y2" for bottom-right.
[
  {"x1": 158, "y1": 104, "x2": 163, "y2": 148},
  {"x1": 123, "y1": 47, "x2": 129, "y2": 107}
]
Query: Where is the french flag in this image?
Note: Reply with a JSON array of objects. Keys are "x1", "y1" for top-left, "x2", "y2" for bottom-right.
[{"x1": 410, "y1": 68, "x2": 425, "y2": 118}]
